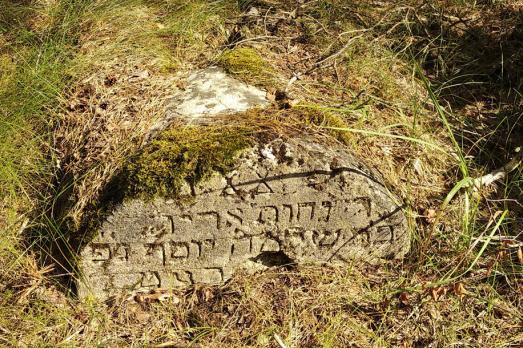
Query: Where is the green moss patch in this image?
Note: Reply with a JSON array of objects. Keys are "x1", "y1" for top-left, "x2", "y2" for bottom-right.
[
  {"x1": 217, "y1": 47, "x2": 278, "y2": 88},
  {"x1": 125, "y1": 125, "x2": 253, "y2": 198},
  {"x1": 122, "y1": 104, "x2": 352, "y2": 199}
]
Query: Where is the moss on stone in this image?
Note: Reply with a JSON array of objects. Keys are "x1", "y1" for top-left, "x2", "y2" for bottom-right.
[
  {"x1": 109, "y1": 103, "x2": 352, "y2": 201},
  {"x1": 125, "y1": 125, "x2": 253, "y2": 198},
  {"x1": 75, "y1": 105, "x2": 354, "y2": 248},
  {"x1": 217, "y1": 47, "x2": 277, "y2": 88}
]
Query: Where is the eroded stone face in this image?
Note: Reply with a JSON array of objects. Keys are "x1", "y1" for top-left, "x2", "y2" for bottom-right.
[{"x1": 78, "y1": 138, "x2": 409, "y2": 299}]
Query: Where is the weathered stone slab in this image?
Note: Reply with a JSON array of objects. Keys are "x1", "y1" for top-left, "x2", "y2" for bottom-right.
[{"x1": 78, "y1": 138, "x2": 409, "y2": 299}]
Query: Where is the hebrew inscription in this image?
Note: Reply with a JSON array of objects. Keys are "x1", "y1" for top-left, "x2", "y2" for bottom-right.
[{"x1": 78, "y1": 138, "x2": 409, "y2": 299}]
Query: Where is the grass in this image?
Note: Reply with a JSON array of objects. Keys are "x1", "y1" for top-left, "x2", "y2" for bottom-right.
[
  {"x1": 0, "y1": 0, "x2": 93, "y2": 297},
  {"x1": 0, "y1": 1, "x2": 86, "y2": 211},
  {"x1": 0, "y1": 0, "x2": 522, "y2": 346},
  {"x1": 159, "y1": 0, "x2": 237, "y2": 67}
]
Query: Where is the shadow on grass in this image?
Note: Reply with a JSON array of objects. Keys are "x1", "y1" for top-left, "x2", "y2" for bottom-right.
[
  {"x1": 390, "y1": 2, "x2": 523, "y2": 218},
  {"x1": 411, "y1": 4, "x2": 521, "y2": 166}
]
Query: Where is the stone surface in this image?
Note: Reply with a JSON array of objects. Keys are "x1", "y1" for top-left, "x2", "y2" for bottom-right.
[
  {"x1": 145, "y1": 67, "x2": 268, "y2": 142},
  {"x1": 170, "y1": 67, "x2": 268, "y2": 121},
  {"x1": 78, "y1": 138, "x2": 409, "y2": 299}
]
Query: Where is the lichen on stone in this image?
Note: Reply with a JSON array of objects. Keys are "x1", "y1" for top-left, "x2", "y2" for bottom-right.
[
  {"x1": 125, "y1": 125, "x2": 253, "y2": 198},
  {"x1": 217, "y1": 47, "x2": 278, "y2": 88}
]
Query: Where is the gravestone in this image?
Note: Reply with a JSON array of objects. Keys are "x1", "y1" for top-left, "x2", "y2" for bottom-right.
[
  {"x1": 78, "y1": 138, "x2": 409, "y2": 299},
  {"x1": 77, "y1": 68, "x2": 409, "y2": 299}
]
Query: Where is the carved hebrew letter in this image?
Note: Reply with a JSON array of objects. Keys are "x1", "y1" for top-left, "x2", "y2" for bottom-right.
[
  {"x1": 170, "y1": 242, "x2": 189, "y2": 259},
  {"x1": 140, "y1": 272, "x2": 161, "y2": 288},
  {"x1": 197, "y1": 211, "x2": 221, "y2": 230},
  {"x1": 111, "y1": 244, "x2": 130, "y2": 263},
  {"x1": 258, "y1": 205, "x2": 279, "y2": 224},
  {"x1": 145, "y1": 243, "x2": 165, "y2": 265},
  {"x1": 298, "y1": 202, "x2": 316, "y2": 221}
]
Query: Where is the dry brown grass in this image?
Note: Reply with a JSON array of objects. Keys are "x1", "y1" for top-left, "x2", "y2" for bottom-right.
[
  {"x1": 55, "y1": 1, "x2": 181, "y2": 227},
  {"x1": 1, "y1": 265, "x2": 521, "y2": 346},
  {"x1": 1, "y1": 0, "x2": 522, "y2": 347}
]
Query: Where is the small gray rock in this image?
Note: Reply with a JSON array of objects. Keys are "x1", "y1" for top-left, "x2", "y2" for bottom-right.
[
  {"x1": 145, "y1": 67, "x2": 269, "y2": 142},
  {"x1": 172, "y1": 67, "x2": 268, "y2": 119}
]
